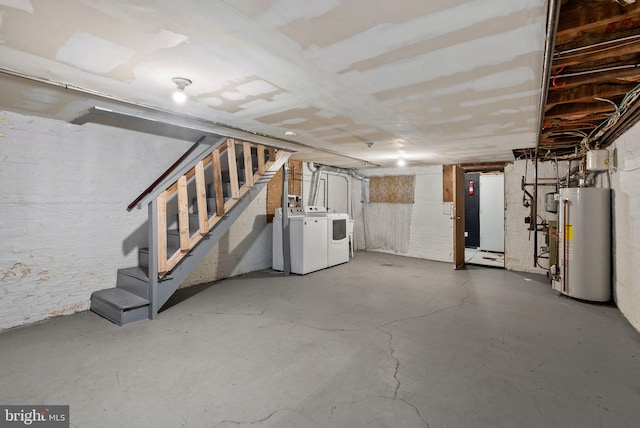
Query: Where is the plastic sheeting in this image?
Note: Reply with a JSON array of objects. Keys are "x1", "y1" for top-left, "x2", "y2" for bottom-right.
[{"x1": 362, "y1": 203, "x2": 412, "y2": 253}]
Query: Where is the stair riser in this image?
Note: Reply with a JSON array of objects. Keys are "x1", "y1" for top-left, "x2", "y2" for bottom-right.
[
  {"x1": 116, "y1": 272, "x2": 149, "y2": 300},
  {"x1": 91, "y1": 297, "x2": 149, "y2": 326},
  {"x1": 138, "y1": 250, "x2": 149, "y2": 270}
]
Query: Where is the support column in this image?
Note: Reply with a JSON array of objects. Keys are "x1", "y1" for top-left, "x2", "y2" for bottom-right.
[{"x1": 282, "y1": 162, "x2": 291, "y2": 276}]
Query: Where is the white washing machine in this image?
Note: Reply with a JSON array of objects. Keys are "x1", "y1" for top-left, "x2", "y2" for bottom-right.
[
  {"x1": 272, "y1": 207, "x2": 304, "y2": 271},
  {"x1": 290, "y1": 215, "x2": 328, "y2": 274},
  {"x1": 327, "y1": 213, "x2": 350, "y2": 267}
]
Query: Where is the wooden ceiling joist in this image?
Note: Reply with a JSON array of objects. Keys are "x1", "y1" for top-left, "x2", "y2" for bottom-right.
[
  {"x1": 539, "y1": 0, "x2": 640, "y2": 155},
  {"x1": 555, "y1": 1, "x2": 640, "y2": 47},
  {"x1": 547, "y1": 65, "x2": 640, "y2": 90},
  {"x1": 546, "y1": 82, "x2": 636, "y2": 109},
  {"x1": 544, "y1": 102, "x2": 616, "y2": 121}
]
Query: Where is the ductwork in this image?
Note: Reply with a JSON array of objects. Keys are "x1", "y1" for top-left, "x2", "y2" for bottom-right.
[{"x1": 307, "y1": 163, "x2": 370, "y2": 207}]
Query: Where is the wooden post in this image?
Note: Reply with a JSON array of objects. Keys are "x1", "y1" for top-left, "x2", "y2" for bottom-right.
[
  {"x1": 177, "y1": 175, "x2": 190, "y2": 252},
  {"x1": 257, "y1": 145, "x2": 266, "y2": 175},
  {"x1": 212, "y1": 149, "x2": 225, "y2": 217},
  {"x1": 243, "y1": 141, "x2": 254, "y2": 187},
  {"x1": 227, "y1": 139, "x2": 240, "y2": 199},
  {"x1": 195, "y1": 161, "x2": 208, "y2": 235},
  {"x1": 267, "y1": 147, "x2": 276, "y2": 165}
]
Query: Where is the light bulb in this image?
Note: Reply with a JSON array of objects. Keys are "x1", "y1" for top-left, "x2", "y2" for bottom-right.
[
  {"x1": 171, "y1": 77, "x2": 192, "y2": 103},
  {"x1": 173, "y1": 90, "x2": 186, "y2": 103}
]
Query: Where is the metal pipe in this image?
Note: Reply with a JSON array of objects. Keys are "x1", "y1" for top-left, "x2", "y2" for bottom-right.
[
  {"x1": 562, "y1": 198, "x2": 569, "y2": 293},
  {"x1": 281, "y1": 163, "x2": 291, "y2": 276},
  {"x1": 535, "y1": 0, "x2": 562, "y2": 268},
  {"x1": 536, "y1": 0, "x2": 562, "y2": 144},
  {"x1": 308, "y1": 165, "x2": 323, "y2": 206},
  {"x1": 534, "y1": 158, "x2": 539, "y2": 267},
  {"x1": 554, "y1": 34, "x2": 640, "y2": 57}
]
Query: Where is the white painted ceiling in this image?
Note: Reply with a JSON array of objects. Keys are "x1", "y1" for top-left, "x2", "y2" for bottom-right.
[{"x1": 0, "y1": 0, "x2": 547, "y2": 168}]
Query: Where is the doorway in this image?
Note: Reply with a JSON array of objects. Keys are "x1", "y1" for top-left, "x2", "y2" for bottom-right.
[{"x1": 464, "y1": 172, "x2": 505, "y2": 268}]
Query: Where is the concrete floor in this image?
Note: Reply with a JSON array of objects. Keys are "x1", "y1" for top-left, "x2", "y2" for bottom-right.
[
  {"x1": 465, "y1": 248, "x2": 505, "y2": 268},
  {"x1": 1, "y1": 252, "x2": 639, "y2": 428}
]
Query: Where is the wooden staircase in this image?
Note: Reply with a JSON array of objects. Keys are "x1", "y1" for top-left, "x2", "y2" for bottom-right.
[{"x1": 90, "y1": 136, "x2": 290, "y2": 325}]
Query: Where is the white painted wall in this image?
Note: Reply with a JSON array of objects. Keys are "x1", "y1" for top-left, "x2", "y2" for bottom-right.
[
  {"x1": 504, "y1": 159, "x2": 560, "y2": 274},
  {"x1": 301, "y1": 164, "x2": 350, "y2": 214},
  {"x1": 0, "y1": 111, "x2": 272, "y2": 330},
  {"x1": 182, "y1": 188, "x2": 271, "y2": 287},
  {"x1": 327, "y1": 174, "x2": 349, "y2": 213},
  {"x1": 357, "y1": 166, "x2": 453, "y2": 262},
  {"x1": 609, "y1": 121, "x2": 640, "y2": 332}
]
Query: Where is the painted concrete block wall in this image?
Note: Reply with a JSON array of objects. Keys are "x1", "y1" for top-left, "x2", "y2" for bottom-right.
[
  {"x1": 358, "y1": 166, "x2": 452, "y2": 262},
  {"x1": 0, "y1": 111, "x2": 272, "y2": 330},
  {"x1": 504, "y1": 159, "x2": 560, "y2": 274},
  {"x1": 182, "y1": 187, "x2": 272, "y2": 286},
  {"x1": 609, "y1": 121, "x2": 640, "y2": 332}
]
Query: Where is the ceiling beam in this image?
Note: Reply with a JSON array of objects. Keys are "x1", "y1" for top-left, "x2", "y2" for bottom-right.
[
  {"x1": 458, "y1": 161, "x2": 509, "y2": 172},
  {"x1": 544, "y1": 102, "x2": 616, "y2": 121},
  {"x1": 556, "y1": 1, "x2": 640, "y2": 46},
  {"x1": 546, "y1": 65, "x2": 640, "y2": 89},
  {"x1": 546, "y1": 82, "x2": 637, "y2": 109}
]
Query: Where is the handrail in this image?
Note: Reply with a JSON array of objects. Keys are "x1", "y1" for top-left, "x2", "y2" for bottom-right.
[{"x1": 127, "y1": 138, "x2": 203, "y2": 211}]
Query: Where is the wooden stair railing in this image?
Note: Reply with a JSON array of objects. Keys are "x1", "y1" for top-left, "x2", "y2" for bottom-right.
[{"x1": 155, "y1": 138, "x2": 280, "y2": 278}]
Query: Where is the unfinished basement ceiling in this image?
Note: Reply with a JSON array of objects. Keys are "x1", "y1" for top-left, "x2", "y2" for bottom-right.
[
  {"x1": 536, "y1": 0, "x2": 640, "y2": 159},
  {"x1": 0, "y1": 0, "x2": 548, "y2": 168}
]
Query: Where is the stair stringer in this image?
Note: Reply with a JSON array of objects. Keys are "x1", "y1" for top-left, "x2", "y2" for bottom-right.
[{"x1": 149, "y1": 151, "x2": 291, "y2": 316}]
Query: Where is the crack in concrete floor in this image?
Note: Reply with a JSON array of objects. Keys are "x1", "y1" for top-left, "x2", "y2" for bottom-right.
[{"x1": 199, "y1": 280, "x2": 470, "y2": 427}]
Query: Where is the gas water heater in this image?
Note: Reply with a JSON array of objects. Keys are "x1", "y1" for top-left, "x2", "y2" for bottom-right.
[{"x1": 552, "y1": 187, "x2": 611, "y2": 302}]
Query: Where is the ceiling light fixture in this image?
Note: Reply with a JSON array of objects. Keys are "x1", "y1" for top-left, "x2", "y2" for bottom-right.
[
  {"x1": 284, "y1": 131, "x2": 296, "y2": 136},
  {"x1": 397, "y1": 158, "x2": 406, "y2": 167},
  {"x1": 172, "y1": 77, "x2": 192, "y2": 104}
]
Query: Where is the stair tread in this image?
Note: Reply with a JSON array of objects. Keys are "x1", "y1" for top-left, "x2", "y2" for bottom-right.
[
  {"x1": 92, "y1": 288, "x2": 149, "y2": 309},
  {"x1": 118, "y1": 266, "x2": 149, "y2": 282}
]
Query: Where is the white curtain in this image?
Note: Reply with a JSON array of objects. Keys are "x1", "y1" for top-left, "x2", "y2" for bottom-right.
[{"x1": 362, "y1": 203, "x2": 412, "y2": 253}]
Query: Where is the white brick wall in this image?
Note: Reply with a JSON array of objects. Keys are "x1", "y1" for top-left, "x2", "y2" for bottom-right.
[
  {"x1": 357, "y1": 166, "x2": 452, "y2": 262},
  {"x1": 609, "y1": 121, "x2": 640, "y2": 332},
  {"x1": 504, "y1": 160, "x2": 560, "y2": 274},
  {"x1": 407, "y1": 166, "x2": 453, "y2": 262},
  {"x1": 0, "y1": 111, "x2": 272, "y2": 330},
  {"x1": 182, "y1": 187, "x2": 272, "y2": 286}
]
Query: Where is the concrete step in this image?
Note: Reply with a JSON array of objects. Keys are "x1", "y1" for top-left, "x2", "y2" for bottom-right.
[{"x1": 91, "y1": 288, "x2": 149, "y2": 326}]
